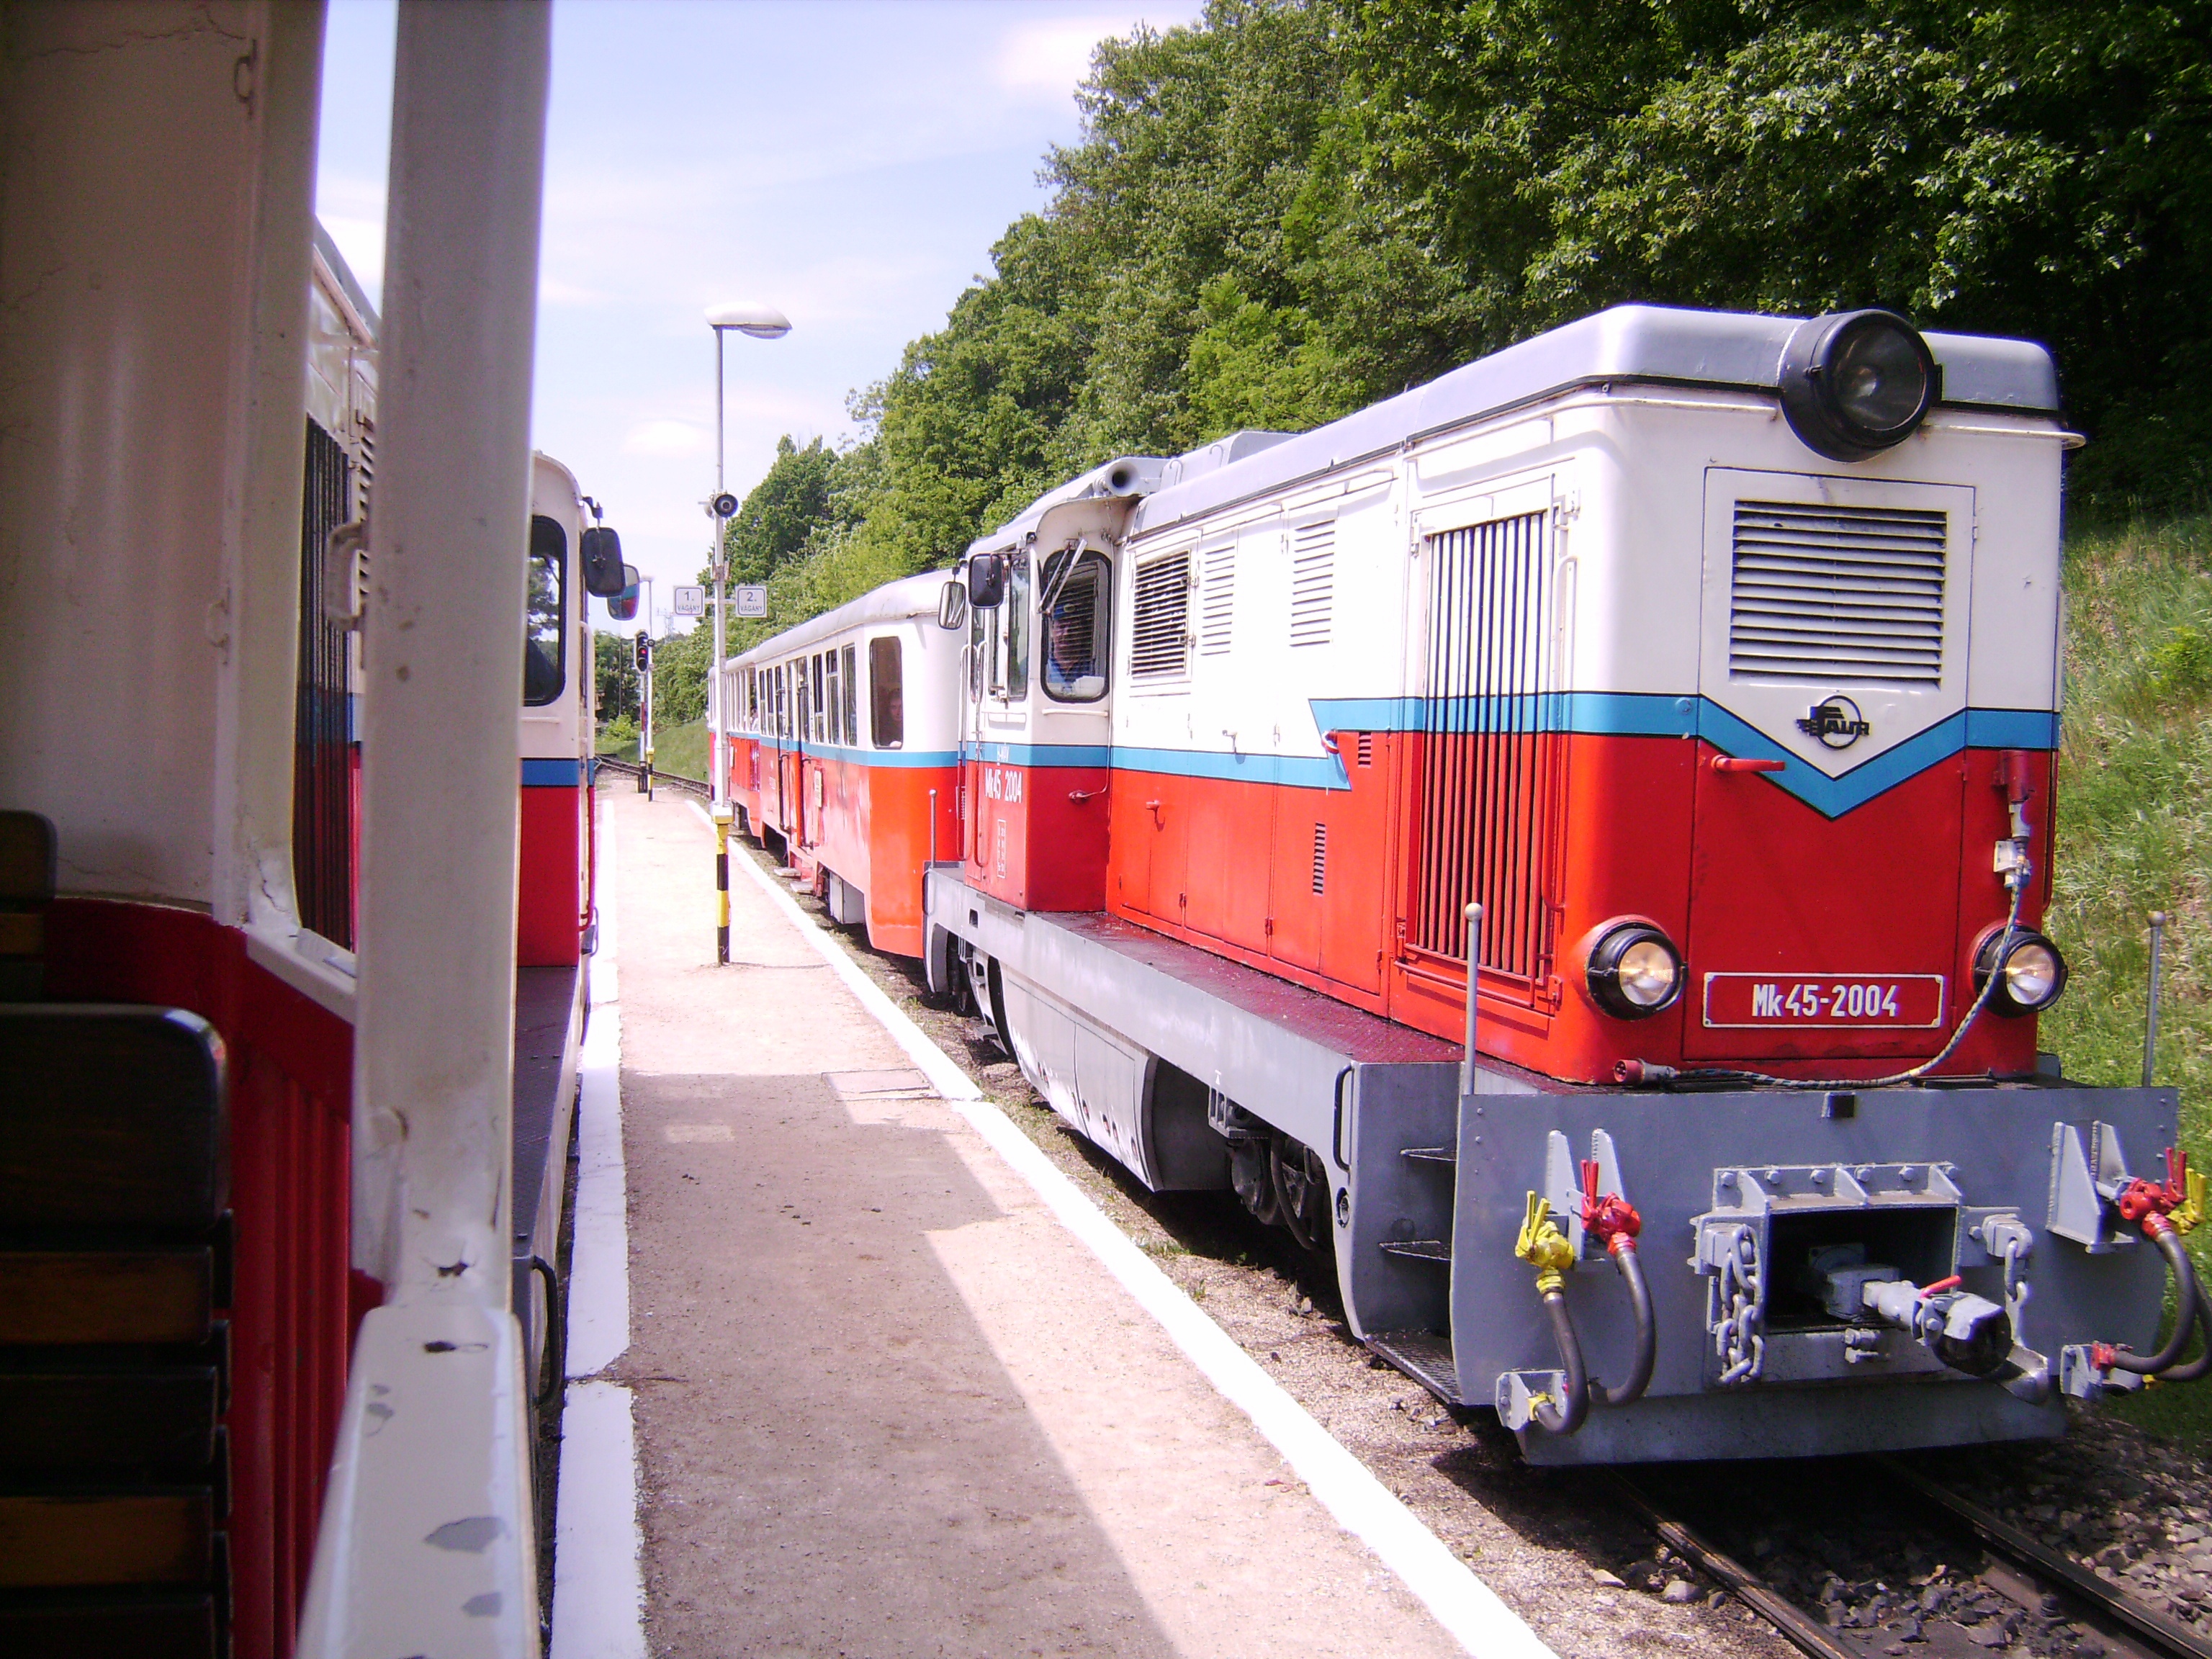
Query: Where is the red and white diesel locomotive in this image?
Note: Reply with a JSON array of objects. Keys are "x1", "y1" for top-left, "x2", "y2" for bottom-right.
[{"x1": 729, "y1": 304, "x2": 2205, "y2": 1463}]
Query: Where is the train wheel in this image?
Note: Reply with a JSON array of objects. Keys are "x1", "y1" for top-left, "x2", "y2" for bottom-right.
[
  {"x1": 1229, "y1": 1136, "x2": 1282, "y2": 1227},
  {"x1": 1272, "y1": 1134, "x2": 1331, "y2": 1253}
]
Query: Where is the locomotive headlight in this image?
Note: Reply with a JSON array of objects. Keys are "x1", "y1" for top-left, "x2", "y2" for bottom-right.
[
  {"x1": 1779, "y1": 310, "x2": 1938, "y2": 461},
  {"x1": 1586, "y1": 923, "x2": 1684, "y2": 1019},
  {"x1": 1973, "y1": 928, "x2": 2069, "y2": 1017}
]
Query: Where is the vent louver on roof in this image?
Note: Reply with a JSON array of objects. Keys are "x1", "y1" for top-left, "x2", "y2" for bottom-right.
[
  {"x1": 1728, "y1": 500, "x2": 1947, "y2": 684},
  {"x1": 1131, "y1": 551, "x2": 1191, "y2": 680}
]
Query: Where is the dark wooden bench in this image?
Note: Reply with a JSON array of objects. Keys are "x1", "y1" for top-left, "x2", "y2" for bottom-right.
[{"x1": 0, "y1": 812, "x2": 231, "y2": 1658}]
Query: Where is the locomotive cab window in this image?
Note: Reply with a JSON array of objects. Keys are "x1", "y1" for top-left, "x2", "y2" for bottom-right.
[
  {"x1": 988, "y1": 553, "x2": 1030, "y2": 699},
  {"x1": 523, "y1": 514, "x2": 565, "y2": 706},
  {"x1": 870, "y1": 635, "x2": 904, "y2": 749},
  {"x1": 1043, "y1": 549, "x2": 1110, "y2": 702}
]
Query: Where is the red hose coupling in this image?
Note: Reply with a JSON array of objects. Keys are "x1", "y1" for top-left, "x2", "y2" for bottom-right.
[
  {"x1": 2141, "y1": 1210, "x2": 2177, "y2": 1241},
  {"x1": 2117, "y1": 1150, "x2": 2192, "y2": 1226},
  {"x1": 2091, "y1": 1341, "x2": 2118, "y2": 1372},
  {"x1": 1579, "y1": 1158, "x2": 1642, "y2": 1245}
]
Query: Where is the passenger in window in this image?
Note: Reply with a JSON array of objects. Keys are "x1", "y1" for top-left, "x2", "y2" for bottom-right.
[{"x1": 1045, "y1": 570, "x2": 1105, "y2": 700}]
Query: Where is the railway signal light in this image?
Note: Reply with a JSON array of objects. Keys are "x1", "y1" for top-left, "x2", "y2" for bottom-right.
[{"x1": 634, "y1": 631, "x2": 651, "y2": 671}]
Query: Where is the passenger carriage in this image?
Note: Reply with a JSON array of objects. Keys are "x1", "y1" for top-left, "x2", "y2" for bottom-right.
[{"x1": 722, "y1": 572, "x2": 963, "y2": 956}]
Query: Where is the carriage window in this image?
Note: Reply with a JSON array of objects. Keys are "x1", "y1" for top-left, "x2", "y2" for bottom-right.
[
  {"x1": 840, "y1": 644, "x2": 858, "y2": 743},
  {"x1": 870, "y1": 636, "x2": 904, "y2": 748},
  {"x1": 811, "y1": 653, "x2": 826, "y2": 741},
  {"x1": 1043, "y1": 551, "x2": 1110, "y2": 703},
  {"x1": 523, "y1": 514, "x2": 565, "y2": 706},
  {"x1": 825, "y1": 649, "x2": 842, "y2": 744}
]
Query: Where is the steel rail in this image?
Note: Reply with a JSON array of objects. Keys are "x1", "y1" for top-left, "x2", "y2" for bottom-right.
[
  {"x1": 1603, "y1": 1472, "x2": 1862, "y2": 1659},
  {"x1": 593, "y1": 754, "x2": 709, "y2": 800},
  {"x1": 1873, "y1": 1455, "x2": 2212, "y2": 1659}
]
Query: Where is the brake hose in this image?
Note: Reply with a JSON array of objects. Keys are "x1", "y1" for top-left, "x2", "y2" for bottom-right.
[
  {"x1": 1530, "y1": 1287, "x2": 1591, "y2": 1434},
  {"x1": 2105, "y1": 1229, "x2": 2206, "y2": 1375},
  {"x1": 1595, "y1": 1239, "x2": 1657, "y2": 1406}
]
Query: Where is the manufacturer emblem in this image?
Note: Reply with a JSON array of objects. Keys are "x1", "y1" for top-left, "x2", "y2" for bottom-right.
[{"x1": 1796, "y1": 695, "x2": 1871, "y2": 750}]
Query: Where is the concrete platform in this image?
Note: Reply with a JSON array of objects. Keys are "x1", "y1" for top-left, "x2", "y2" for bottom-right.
[{"x1": 592, "y1": 786, "x2": 1468, "y2": 1658}]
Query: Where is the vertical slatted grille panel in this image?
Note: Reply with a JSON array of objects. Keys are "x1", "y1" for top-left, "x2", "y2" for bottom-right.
[
  {"x1": 1199, "y1": 542, "x2": 1234, "y2": 657},
  {"x1": 292, "y1": 420, "x2": 352, "y2": 947},
  {"x1": 1290, "y1": 521, "x2": 1334, "y2": 647},
  {"x1": 1412, "y1": 511, "x2": 1561, "y2": 994},
  {"x1": 1130, "y1": 552, "x2": 1191, "y2": 680}
]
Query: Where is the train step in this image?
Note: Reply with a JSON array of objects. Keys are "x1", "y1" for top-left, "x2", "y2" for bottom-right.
[{"x1": 1364, "y1": 1331, "x2": 1463, "y2": 1404}]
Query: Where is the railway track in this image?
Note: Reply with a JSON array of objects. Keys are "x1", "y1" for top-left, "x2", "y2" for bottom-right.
[
  {"x1": 593, "y1": 754, "x2": 709, "y2": 800},
  {"x1": 1613, "y1": 1457, "x2": 2211, "y2": 1659}
]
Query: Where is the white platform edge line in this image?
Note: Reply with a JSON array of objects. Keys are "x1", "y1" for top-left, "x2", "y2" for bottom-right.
[
  {"x1": 548, "y1": 1381, "x2": 644, "y2": 1659},
  {"x1": 552, "y1": 792, "x2": 646, "y2": 1659},
  {"x1": 710, "y1": 803, "x2": 1555, "y2": 1659},
  {"x1": 570, "y1": 796, "x2": 631, "y2": 1376}
]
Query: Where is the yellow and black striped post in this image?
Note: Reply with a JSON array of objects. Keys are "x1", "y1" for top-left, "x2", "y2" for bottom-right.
[{"x1": 714, "y1": 805, "x2": 733, "y2": 964}]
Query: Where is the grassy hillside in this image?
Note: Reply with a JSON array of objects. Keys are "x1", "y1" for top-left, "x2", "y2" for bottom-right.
[
  {"x1": 2043, "y1": 513, "x2": 2212, "y2": 1442},
  {"x1": 595, "y1": 716, "x2": 709, "y2": 783}
]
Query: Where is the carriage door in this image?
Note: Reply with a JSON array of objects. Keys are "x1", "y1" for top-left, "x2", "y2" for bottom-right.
[{"x1": 1684, "y1": 470, "x2": 1974, "y2": 1059}]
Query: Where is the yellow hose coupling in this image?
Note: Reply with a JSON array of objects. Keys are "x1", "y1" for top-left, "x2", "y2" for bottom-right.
[
  {"x1": 1516, "y1": 1192, "x2": 1575, "y2": 1295},
  {"x1": 2175, "y1": 1166, "x2": 2206, "y2": 1236}
]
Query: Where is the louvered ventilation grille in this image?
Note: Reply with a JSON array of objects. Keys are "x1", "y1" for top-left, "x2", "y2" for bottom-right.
[
  {"x1": 1200, "y1": 544, "x2": 1234, "y2": 657},
  {"x1": 1413, "y1": 511, "x2": 1561, "y2": 996},
  {"x1": 1728, "y1": 501, "x2": 1948, "y2": 684},
  {"x1": 1290, "y1": 522, "x2": 1334, "y2": 647},
  {"x1": 1311, "y1": 823, "x2": 1327, "y2": 894},
  {"x1": 1356, "y1": 732, "x2": 1374, "y2": 768},
  {"x1": 1131, "y1": 552, "x2": 1191, "y2": 680}
]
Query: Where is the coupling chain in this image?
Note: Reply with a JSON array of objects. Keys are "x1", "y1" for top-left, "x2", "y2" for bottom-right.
[{"x1": 1714, "y1": 1222, "x2": 1766, "y2": 1385}]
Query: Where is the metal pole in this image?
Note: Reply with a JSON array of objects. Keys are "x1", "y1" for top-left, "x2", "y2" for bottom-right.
[
  {"x1": 1460, "y1": 902, "x2": 1483, "y2": 1098},
  {"x1": 715, "y1": 809, "x2": 732, "y2": 964},
  {"x1": 712, "y1": 324, "x2": 727, "y2": 810},
  {"x1": 300, "y1": 4, "x2": 550, "y2": 1650},
  {"x1": 2145, "y1": 910, "x2": 2168, "y2": 1087}
]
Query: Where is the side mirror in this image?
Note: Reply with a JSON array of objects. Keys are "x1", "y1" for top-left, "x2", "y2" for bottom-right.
[
  {"x1": 936, "y1": 580, "x2": 968, "y2": 631},
  {"x1": 580, "y1": 525, "x2": 626, "y2": 596},
  {"x1": 608, "y1": 563, "x2": 640, "y2": 621},
  {"x1": 967, "y1": 551, "x2": 1007, "y2": 608}
]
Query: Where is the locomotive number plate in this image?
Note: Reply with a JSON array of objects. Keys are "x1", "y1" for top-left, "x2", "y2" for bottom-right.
[{"x1": 1702, "y1": 973, "x2": 1946, "y2": 1029}]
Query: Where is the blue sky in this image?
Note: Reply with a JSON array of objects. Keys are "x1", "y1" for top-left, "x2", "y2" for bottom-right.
[{"x1": 315, "y1": 0, "x2": 1202, "y2": 634}]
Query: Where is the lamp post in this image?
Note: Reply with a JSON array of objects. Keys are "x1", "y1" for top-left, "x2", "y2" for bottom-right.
[{"x1": 704, "y1": 302, "x2": 791, "y2": 813}]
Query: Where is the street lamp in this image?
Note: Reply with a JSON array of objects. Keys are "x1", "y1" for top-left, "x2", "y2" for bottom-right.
[{"x1": 706, "y1": 301, "x2": 791, "y2": 817}]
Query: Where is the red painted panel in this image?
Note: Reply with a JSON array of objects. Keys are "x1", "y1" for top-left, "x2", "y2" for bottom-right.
[
  {"x1": 961, "y1": 758, "x2": 1111, "y2": 915},
  {"x1": 45, "y1": 902, "x2": 354, "y2": 1659},
  {"x1": 1098, "y1": 729, "x2": 2051, "y2": 1086},
  {"x1": 518, "y1": 785, "x2": 582, "y2": 966},
  {"x1": 1683, "y1": 750, "x2": 1965, "y2": 1061}
]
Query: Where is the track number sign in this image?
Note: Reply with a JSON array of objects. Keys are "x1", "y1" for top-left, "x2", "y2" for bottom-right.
[{"x1": 1703, "y1": 973, "x2": 1945, "y2": 1029}]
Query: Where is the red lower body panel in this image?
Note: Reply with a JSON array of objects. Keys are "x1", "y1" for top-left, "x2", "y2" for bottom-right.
[
  {"x1": 518, "y1": 784, "x2": 582, "y2": 966},
  {"x1": 45, "y1": 901, "x2": 354, "y2": 1659}
]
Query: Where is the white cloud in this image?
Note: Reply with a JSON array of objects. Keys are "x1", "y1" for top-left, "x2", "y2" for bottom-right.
[
  {"x1": 994, "y1": 17, "x2": 1125, "y2": 96},
  {"x1": 621, "y1": 419, "x2": 710, "y2": 458}
]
